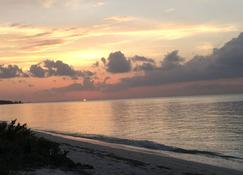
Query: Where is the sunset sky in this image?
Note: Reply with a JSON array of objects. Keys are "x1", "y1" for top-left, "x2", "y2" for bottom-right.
[{"x1": 1, "y1": 0, "x2": 243, "y2": 102}]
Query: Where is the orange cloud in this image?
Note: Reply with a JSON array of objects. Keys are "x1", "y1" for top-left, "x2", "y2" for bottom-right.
[{"x1": 0, "y1": 21, "x2": 238, "y2": 68}]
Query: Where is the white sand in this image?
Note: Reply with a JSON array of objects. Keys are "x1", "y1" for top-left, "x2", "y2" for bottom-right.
[{"x1": 33, "y1": 131, "x2": 243, "y2": 175}]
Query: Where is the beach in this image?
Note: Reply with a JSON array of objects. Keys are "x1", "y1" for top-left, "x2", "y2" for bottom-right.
[
  {"x1": 1, "y1": 1, "x2": 243, "y2": 174},
  {"x1": 34, "y1": 131, "x2": 243, "y2": 175}
]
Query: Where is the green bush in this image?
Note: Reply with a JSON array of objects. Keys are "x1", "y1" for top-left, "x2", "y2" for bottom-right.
[{"x1": 0, "y1": 120, "x2": 91, "y2": 175}]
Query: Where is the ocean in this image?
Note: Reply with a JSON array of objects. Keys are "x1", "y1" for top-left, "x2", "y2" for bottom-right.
[{"x1": 1, "y1": 94, "x2": 243, "y2": 170}]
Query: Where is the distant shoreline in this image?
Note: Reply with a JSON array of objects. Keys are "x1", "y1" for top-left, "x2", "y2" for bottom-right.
[{"x1": 0, "y1": 100, "x2": 22, "y2": 105}]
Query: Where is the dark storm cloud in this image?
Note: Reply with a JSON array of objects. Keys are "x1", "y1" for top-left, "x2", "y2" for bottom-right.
[
  {"x1": 132, "y1": 55, "x2": 156, "y2": 72},
  {"x1": 161, "y1": 50, "x2": 184, "y2": 70},
  {"x1": 106, "y1": 51, "x2": 132, "y2": 73},
  {"x1": 0, "y1": 65, "x2": 24, "y2": 78},
  {"x1": 131, "y1": 55, "x2": 155, "y2": 63},
  {"x1": 0, "y1": 59, "x2": 95, "y2": 79},
  {"x1": 44, "y1": 32, "x2": 243, "y2": 94},
  {"x1": 43, "y1": 60, "x2": 76, "y2": 76},
  {"x1": 3, "y1": 33, "x2": 243, "y2": 97},
  {"x1": 134, "y1": 62, "x2": 156, "y2": 72},
  {"x1": 33, "y1": 32, "x2": 243, "y2": 96},
  {"x1": 29, "y1": 60, "x2": 95, "y2": 78},
  {"x1": 29, "y1": 64, "x2": 46, "y2": 77},
  {"x1": 97, "y1": 53, "x2": 156, "y2": 72},
  {"x1": 118, "y1": 33, "x2": 243, "y2": 88}
]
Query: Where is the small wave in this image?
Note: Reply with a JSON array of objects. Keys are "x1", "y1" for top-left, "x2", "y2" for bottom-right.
[{"x1": 43, "y1": 130, "x2": 242, "y2": 160}]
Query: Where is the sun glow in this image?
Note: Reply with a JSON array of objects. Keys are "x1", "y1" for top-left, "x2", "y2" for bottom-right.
[{"x1": 0, "y1": 23, "x2": 238, "y2": 68}]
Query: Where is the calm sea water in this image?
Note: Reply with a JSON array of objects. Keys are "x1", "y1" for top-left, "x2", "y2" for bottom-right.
[{"x1": 1, "y1": 94, "x2": 243, "y2": 170}]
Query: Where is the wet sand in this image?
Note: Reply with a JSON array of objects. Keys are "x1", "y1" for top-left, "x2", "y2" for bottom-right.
[{"x1": 31, "y1": 131, "x2": 243, "y2": 175}]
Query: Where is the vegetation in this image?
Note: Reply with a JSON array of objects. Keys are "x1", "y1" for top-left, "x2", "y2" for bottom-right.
[
  {"x1": 0, "y1": 100, "x2": 22, "y2": 105},
  {"x1": 0, "y1": 120, "x2": 92, "y2": 175}
]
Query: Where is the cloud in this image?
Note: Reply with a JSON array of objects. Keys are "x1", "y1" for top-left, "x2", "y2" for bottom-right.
[
  {"x1": 131, "y1": 55, "x2": 155, "y2": 63},
  {"x1": 101, "y1": 57, "x2": 107, "y2": 65},
  {"x1": 42, "y1": 32, "x2": 243, "y2": 93},
  {"x1": 161, "y1": 50, "x2": 184, "y2": 70},
  {"x1": 52, "y1": 83, "x2": 84, "y2": 92},
  {"x1": 0, "y1": 25, "x2": 73, "y2": 58},
  {"x1": 0, "y1": 58, "x2": 96, "y2": 79},
  {"x1": 0, "y1": 65, "x2": 24, "y2": 78},
  {"x1": 43, "y1": 60, "x2": 77, "y2": 77},
  {"x1": 131, "y1": 55, "x2": 156, "y2": 72},
  {"x1": 50, "y1": 77, "x2": 96, "y2": 93},
  {"x1": 117, "y1": 33, "x2": 243, "y2": 88},
  {"x1": 25, "y1": 32, "x2": 243, "y2": 98},
  {"x1": 99, "y1": 52, "x2": 156, "y2": 73},
  {"x1": 134, "y1": 63, "x2": 156, "y2": 72},
  {"x1": 106, "y1": 51, "x2": 132, "y2": 73},
  {"x1": 86, "y1": 23, "x2": 237, "y2": 40},
  {"x1": 0, "y1": 21, "x2": 238, "y2": 63},
  {"x1": 2, "y1": 32, "x2": 243, "y2": 100},
  {"x1": 22, "y1": 39, "x2": 64, "y2": 49},
  {"x1": 93, "y1": 61, "x2": 99, "y2": 67},
  {"x1": 29, "y1": 64, "x2": 46, "y2": 77},
  {"x1": 29, "y1": 60, "x2": 95, "y2": 78}
]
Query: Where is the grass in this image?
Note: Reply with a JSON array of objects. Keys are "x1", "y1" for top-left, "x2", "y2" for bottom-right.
[{"x1": 0, "y1": 120, "x2": 93, "y2": 175}]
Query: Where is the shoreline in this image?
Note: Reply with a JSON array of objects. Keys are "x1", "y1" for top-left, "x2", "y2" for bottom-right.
[{"x1": 35, "y1": 131, "x2": 243, "y2": 175}]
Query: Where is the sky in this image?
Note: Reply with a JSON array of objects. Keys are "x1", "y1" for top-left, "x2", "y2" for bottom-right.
[{"x1": 1, "y1": 0, "x2": 243, "y2": 102}]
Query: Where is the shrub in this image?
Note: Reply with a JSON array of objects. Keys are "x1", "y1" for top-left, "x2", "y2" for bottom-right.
[{"x1": 0, "y1": 120, "x2": 92, "y2": 175}]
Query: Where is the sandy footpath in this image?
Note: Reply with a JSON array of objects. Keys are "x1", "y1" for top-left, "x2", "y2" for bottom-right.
[{"x1": 32, "y1": 131, "x2": 243, "y2": 175}]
